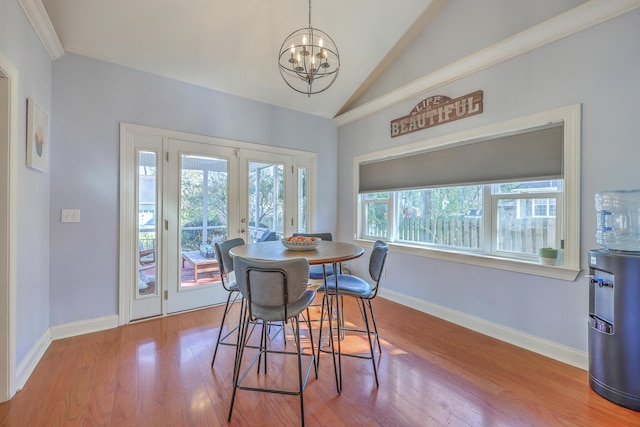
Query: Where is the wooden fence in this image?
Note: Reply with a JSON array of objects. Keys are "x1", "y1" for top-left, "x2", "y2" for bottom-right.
[{"x1": 367, "y1": 216, "x2": 556, "y2": 254}]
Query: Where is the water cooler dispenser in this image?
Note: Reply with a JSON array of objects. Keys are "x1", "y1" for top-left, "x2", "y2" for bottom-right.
[{"x1": 588, "y1": 190, "x2": 640, "y2": 411}]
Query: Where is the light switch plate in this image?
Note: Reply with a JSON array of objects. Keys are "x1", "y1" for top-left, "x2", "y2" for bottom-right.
[{"x1": 61, "y1": 209, "x2": 81, "y2": 223}]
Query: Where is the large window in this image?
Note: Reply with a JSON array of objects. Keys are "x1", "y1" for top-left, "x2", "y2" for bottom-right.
[
  {"x1": 355, "y1": 105, "x2": 581, "y2": 279},
  {"x1": 360, "y1": 180, "x2": 561, "y2": 262}
]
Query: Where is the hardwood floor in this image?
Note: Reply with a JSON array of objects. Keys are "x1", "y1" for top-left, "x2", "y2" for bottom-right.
[{"x1": 0, "y1": 296, "x2": 638, "y2": 426}]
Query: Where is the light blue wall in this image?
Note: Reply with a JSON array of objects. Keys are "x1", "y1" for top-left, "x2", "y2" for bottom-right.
[
  {"x1": 352, "y1": 0, "x2": 588, "y2": 108},
  {"x1": 0, "y1": 0, "x2": 52, "y2": 364},
  {"x1": 49, "y1": 53, "x2": 338, "y2": 326},
  {"x1": 337, "y1": 8, "x2": 640, "y2": 352}
]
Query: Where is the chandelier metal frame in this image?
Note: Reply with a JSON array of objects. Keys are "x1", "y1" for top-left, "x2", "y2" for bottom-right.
[{"x1": 278, "y1": 0, "x2": 340, "y2": 96}]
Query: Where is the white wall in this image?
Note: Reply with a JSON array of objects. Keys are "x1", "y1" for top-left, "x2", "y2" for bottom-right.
[
  {"x1": 337, "y1": 7, "x2": 640, "y2": 356},
  {"x1": 0, "y1": 0, "x2": 52, "y2": 365},
  {"x1": 49, "y1": 53, "x2": 338, "y2": 326}
]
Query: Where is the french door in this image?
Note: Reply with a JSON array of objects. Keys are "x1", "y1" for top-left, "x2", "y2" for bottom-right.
[
  {"x1": 238, "y1": 149, "x2": 293, "y2": 244},
  {"x1": 164, "y1": 139, "x2": 240, "y2": 314},
  {"x1": 121, "y1": 125, "x2": 305, "y2": 321}
]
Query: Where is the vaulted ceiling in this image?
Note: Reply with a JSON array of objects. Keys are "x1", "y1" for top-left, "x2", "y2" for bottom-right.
[{"x1": 40, "y1": 0, "x2": 444, "y2": 119}]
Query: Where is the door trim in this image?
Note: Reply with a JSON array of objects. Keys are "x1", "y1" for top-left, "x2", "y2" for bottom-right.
[
  {"x1": 118, "y1": 123, "x2": 316, "y2": 324},
  {"x1": 0, "y1": 51, "x2": 18, "y2": 401}
]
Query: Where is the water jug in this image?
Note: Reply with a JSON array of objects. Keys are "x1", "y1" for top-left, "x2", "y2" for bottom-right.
[{"x1": 595, "y1": 189, "x2": 640, "y2": 252}]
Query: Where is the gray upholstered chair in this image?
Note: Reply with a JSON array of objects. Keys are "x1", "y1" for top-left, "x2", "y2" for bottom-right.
[
  {"x1": 210, "y1": 237, "x2": 245, "y2": 367},
  {"x1": 317, "y1": 240, "x2": 389, "y2": 388},
  {"x1": 258, "y1": 230, "x2": 278, "y2": 242},
  {"x1": 292, "y1": 232, "x2": 334, "y2": 279},
  {"x1": 228, "y1": 256, "x2": 316, "y2": 427}
]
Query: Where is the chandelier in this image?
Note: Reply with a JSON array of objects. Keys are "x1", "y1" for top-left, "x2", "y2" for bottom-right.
[{"x1": 278, "y1": 0, "x2": 340, "y2": 96}]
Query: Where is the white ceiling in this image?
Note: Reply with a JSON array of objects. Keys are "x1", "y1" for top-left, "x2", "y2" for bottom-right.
[{"x1": 41, "y1": 0, "x2": 441, "y2": 119}]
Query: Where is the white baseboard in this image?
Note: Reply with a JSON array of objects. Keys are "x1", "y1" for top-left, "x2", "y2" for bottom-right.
[
  {"x1": 16, "y1": 315, "x2": 119, "y2": 390},
  {"x1": 49, "y1": 314, "x2": 119, "y2": 340},
  {"x1": 16, "y1": 328, "x2": 51, "y2": 391},
  {"x1": 378, "y1": 288, "x2": 588, "y2": 370}
]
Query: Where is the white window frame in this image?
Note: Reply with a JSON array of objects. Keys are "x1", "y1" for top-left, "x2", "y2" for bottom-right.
[
  {"x1": 360, "y1": 193, "x2": 393, "y2": 240},
  {"x1": 490, "y1": 190, "x2": 562, "y2": 261},
  {"x1": 353, "y1": 105, "x2": 581, "y2": 281}
]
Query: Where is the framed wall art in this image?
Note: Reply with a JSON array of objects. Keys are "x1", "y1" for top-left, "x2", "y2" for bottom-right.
[{"x1": 26, "y1": 97, "x2": 48, "y2": 172}]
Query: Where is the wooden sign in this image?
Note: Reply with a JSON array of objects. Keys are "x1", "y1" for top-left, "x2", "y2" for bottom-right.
[{"x1": 391, "y1": 90, "x2": 483, "y2": 138}]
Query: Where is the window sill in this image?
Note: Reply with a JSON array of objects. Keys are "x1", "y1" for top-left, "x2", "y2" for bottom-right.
[{"x1": 355, "y1": 239, "x2": 581, "y2": 281}]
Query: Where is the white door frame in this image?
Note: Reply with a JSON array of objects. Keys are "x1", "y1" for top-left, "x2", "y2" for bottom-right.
[
  {"x1": 119, "y1": 123, "x2": 317, "y2": 324},
  {"x1": 165, "y1": 138, "x2": 238, "y2": 314},
  {"x1": 0, "y1": 51, "x2": 18, "y2": 401},
  {"x1": 237, "y1": 149, "x2": 294, "y2": 242}
]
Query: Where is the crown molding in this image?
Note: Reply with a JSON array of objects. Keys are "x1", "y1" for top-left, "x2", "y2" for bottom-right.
[
  {"x1": 333, "y1": 0, "x2": 640, "y2": 127},
  {"x1": 18, "y1": 0, "x2": 64, "y2": 60}
]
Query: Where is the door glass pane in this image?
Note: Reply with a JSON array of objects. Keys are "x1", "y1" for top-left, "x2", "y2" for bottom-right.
[
  {"x1": 179, "y1": 155, "x2": 227, "y2": 289},
  {"x1": 298, "y1": 166, "x2": 308, "y2": 233},
  {"x1": 248, "y1": 161, "x2": 284, "y2": 242},
  {"x1": 138, "y1": 151, "x2": 157, "y2": 297}
]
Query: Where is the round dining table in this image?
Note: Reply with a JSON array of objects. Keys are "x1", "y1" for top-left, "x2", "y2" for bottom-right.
[
  {"x1": 228, "y1": 239, "x2": 364, "y2": 265},
  {"x1": 229, "y1": 239, "x2": 364, "y2": 394}
]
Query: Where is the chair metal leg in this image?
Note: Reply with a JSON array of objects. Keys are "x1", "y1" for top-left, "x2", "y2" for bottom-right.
[
  {"x1": 294, "y1": 316, "x2": 306, "y2": 427},
  {"x1": 228, "y1": 301, "x2": 250, "y2": 422},
  {"x1": 316, "y1": 290, "x2": 341, "y2": 393},
  {"x1": 316, "y1": 291, "x2": 326, "y2": 372},
  {"x1": 304, "y1": 308, "x2": 318, "y2": 378},
  {"x1": 211, "y1": 290, "x2": 240, "y2": 367},
  {"x1": 359, "y1": 298, "x2": 379, "y2": 388},
  {"x1": 367, "y1": 299, "x2": 382, "y2": 355},
  {"x1": 257, "y1": 320, "x2": 269, "y2": 375},
  {"x1": 228, "y1": 310, "x2": 314, "y2": 427}
]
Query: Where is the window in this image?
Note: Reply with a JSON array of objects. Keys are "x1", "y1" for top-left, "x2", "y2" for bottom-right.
[
  {"x1": 359, "y1": 180, "x2": 562, "y2": 262},
  {"x1": 394, "y1": 186, "x2": 482, "y2": 250},
  {"x1": 354, "y1": 105, "x2": 581, "y2": 280},
  {"x1": 361, "y1": 192, "x2": 391, "y2": 239}
]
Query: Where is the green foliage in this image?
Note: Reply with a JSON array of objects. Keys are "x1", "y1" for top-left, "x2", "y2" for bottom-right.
[
  {"x1": 180, "y1": 169, "x2": 228, "y2": 250},
  {"x1": 398, "y1": 186, "x2": 482, "y2": 220},
  {"x1": 248, "y1": 164, "x2": 284, "y2": 230}
]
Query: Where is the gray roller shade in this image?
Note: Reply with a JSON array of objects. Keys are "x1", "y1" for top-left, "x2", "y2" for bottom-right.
[{"x1": 359, "y1": 124, "x2": 563, "y2": 193}]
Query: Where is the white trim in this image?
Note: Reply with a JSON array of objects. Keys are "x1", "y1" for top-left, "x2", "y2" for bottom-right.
[
  {"x1": 119, "y1": 123, "x2": 317, "y2": 324},
  {"x1": 118, "y1": 125, "x2": 136, "y2": 326},
  {"x1": 15, "y1": 328, "x2": 50, "y2": 392},
  {"x1": 15, "y1": 315, "x2": 119, "y2": 391},
  {"x1": 353, "y1": 104, "x2": 582, "y2": 280},
  {"x1": 49, "y1": 315, "x2": 119, "y2": 340},
  {"x1": 0, "y1": 51, "x2": 18, "y2": 402},
  {"x1": 379, "y1": 288, "x2": 588, "y2": 370},
  {"x1": 17, "y1": 0, "x2": 64, "y2": 60},
  {"x1": 334, "y1": 0, "x2": 640, "y2": 126}
]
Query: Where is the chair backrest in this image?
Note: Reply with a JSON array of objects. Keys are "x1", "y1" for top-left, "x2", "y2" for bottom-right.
[
  {"x1": 258, "y1": 230, "x2": 278, "y2": 242},
  {"x1": 214, "y1": 238, "x2": 245, "y2": 288},
  {"x1": 293, "y1": 232, "x2": 333, "y2": 241},
  {"x1": 368, "y1": 240, "x2": 389, "y2": 296},
  {"x1": 234, "y1": 256, "x2": 309, "y2": 321}
]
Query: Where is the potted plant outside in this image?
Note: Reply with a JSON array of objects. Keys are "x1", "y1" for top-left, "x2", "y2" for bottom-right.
[
  {"x1": 538, "y1": 247, "x2": 558, "y2": 265},
  {"x1": 200, "y1": 244, "x2": 215, "y2": 258}
]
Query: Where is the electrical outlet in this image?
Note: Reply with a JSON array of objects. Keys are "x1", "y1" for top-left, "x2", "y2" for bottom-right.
[{"x1": 61, "y1": 209, "x2": 81, "y2": 223}]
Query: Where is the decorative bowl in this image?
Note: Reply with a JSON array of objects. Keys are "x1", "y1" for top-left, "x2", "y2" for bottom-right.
[{"x1": 281, "y1": 237, "x2": 321, "y2": 251}]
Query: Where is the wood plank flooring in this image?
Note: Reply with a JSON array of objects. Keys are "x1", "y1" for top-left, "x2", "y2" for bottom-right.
[{"x1": 0, "y1": 296, "x2": 638, "y2": 426}]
